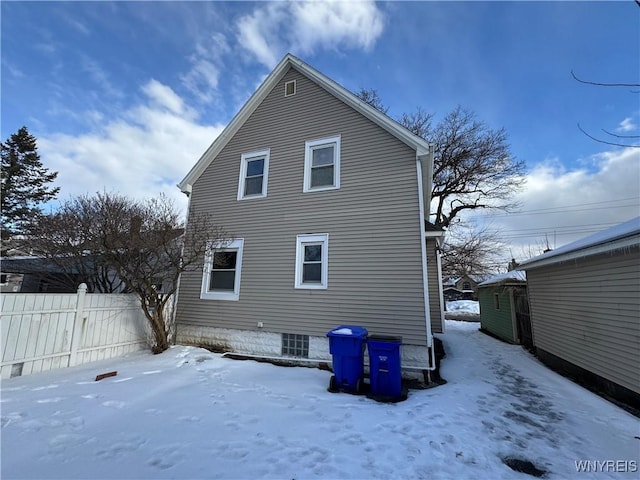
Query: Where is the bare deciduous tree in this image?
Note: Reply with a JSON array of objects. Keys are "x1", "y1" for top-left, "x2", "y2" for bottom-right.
[
  {"x1": 355, "y1": 89, "x2": 526, "y2": 229},
  {"x1": 356, "y1": 88, "x2": 526, "y2": 275},
  {"x1": 30, "y1": 192, "x2": 228, "y2": 353},
  {"x1": 440, "y1": 223, "x2": 507, "y2": 277},
  {"x1": 400, "y1": 106, "x2": 526, "y2": 228},
  {"x1": 354, "y1": 87, "x2": 389, "y2": 114}
]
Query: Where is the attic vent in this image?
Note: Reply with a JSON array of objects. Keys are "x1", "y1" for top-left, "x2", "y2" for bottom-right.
[{"x1": 284, "y1": 80, "x2": 296, "y2": 97}]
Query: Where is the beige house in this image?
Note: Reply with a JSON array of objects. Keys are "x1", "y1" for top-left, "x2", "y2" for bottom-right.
[
  {"x1": 519, "y1": 217, "x2": 640, "y2": 408},
  {"x1": 174, "y1": 54, "x2": 444, "y2": 376}
]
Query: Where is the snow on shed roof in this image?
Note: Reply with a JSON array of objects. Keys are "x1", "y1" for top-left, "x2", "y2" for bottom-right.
[
  {"x1": 518, "y1": 216, "x2": 640, "y2": 270},
  {"x1": 479, "y1": 270, "x2": 526, "y2": 287}
]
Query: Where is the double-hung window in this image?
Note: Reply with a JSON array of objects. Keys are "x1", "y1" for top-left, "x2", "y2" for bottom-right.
[
  {"x1": 201, "y1": 239, "x2": 244, "y2": 301},
  {"x1": 238, "y1": 150, "x2": 270, "y2": 200},
  {"x1": 295, "y1": 234, "x2": 328, "y2": 289},
  {"x1": 303, "y1": 136, "x2": 340, "y2": 192}
]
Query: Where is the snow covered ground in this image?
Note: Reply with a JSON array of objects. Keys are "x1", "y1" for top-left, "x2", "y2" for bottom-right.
[
  {"x1": 445, "y1": 300, "x2": 480, "y2": 321},
  {"x1": 446, "y1": 300, "x2": 480, "y2": 315},
  {"x1": 2, "y1": 320, "x2": 638, "y2": 479}
]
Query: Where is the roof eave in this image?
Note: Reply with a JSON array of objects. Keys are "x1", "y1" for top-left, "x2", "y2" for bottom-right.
[{"x1": 518, "y1": 234, "x2": 640, "y2": 270}]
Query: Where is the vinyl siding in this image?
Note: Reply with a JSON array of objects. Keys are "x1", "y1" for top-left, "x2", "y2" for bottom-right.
[
  {"x1": 426, "y1": 237, "x2": 443, "y2": 333},
  {"x1": 176, "y1": 67, "x2": 429, "y2": 346},
  {"x1": 479, "y1": 287, "x2": 516, "y2": 343},
  {"x1": 526, "y1": 247, "x2": 640, "y2": 394}
]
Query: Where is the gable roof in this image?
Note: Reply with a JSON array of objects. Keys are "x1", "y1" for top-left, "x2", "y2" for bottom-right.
[
  {"x1": 479, "y1": 270, "x2": 526, "y2": 287},
  {"x1": 518, "y1": 216, "x2": 640, "y2": 270},
  {"x1": 177, "y1": 53, "x2": 432, "y2": 195}
]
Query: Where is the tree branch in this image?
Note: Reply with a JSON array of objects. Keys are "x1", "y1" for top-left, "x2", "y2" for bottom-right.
[
  {"x1": 571, "y1": 70, "x2": 640, "y2": 88},
  {"x1": 577, "y1": 123, "x2": 640, "y2": 148}
]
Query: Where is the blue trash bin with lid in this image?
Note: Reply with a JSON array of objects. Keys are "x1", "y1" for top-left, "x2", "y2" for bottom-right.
[
  {"x1": 326, "y1": 325, "x2": 368, "y2": 393},
  {"x1": 367, "y1": 335, "x2": 403, "y2": 399}
]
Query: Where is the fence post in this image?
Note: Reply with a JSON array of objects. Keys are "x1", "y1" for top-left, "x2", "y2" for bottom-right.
[{"x1": 68, "y1": 283, "x2": 88, "y2": 367}]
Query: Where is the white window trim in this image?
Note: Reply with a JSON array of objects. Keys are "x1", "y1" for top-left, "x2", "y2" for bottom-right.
[
  {"x1": 201, "y1": 238, "x2": 244, "y2": 301},
  {"x1": 295, "y1": 234, "x2": 329, "y2": 289},
  {"x1": 284, "y1": 80, "x2": 296, "y2": 97},
  {"x1": 237, "y1": 150, "x2": 270, "y2": 200},
  {"x1": 303, "y1": 136, "x2": 341, "y2": 193}
]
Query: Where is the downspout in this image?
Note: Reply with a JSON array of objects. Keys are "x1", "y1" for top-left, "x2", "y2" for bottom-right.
[
  {"x1": 435, "y1": 242, "x2": 446, "y2": 332},
  {"x1": 171, "y1": 184, "x2": 193, "y2": 344},
  {"x1": 416, "y1": 150, "x2": 436, "y2": 378}
]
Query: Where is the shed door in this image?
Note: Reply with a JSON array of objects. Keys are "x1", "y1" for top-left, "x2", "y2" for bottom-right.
[{"x1": 513, "y1": 290, "x2": 533, "y2": 349}]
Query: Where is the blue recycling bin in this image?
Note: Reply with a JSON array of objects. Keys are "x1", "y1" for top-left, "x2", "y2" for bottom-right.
[
  {"x1": 367, "y1": 335, "x2": 403, "y2": 399},
  {"x1": 326, "y1": 325, "x2": 368, "y2": 393}
]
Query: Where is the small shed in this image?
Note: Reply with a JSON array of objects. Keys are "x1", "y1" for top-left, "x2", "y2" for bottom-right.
[
  {"x1": 478, "y1": 271, "x2": 529, "y2": 346},
  {"x1": 518, "y1": 217, "x2": 639, "y2": 408}
]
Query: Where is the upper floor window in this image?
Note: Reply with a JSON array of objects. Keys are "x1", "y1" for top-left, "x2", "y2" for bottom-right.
[
  {"x1": 237, "y1": 150, "x2": 270, "y2": 200},
  {"x1": 295, "y1": 234, "x2": 329, "y2": 289},
  {"x1": 462, "y1": 281, "x2": 471, "y2": 290},
  {"x1": 303, "y1": 136, "x2": 340, "y2": 192},
  {"x1": 201, "y1": 239, "x2": 244, "y2": 301}
]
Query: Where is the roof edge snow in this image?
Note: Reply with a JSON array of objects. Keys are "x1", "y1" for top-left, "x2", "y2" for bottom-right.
[{"x1": 518, "y1": 217, "x2": 640, "y2": 270}]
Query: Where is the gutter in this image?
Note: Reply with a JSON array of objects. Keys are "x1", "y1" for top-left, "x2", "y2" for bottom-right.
[{"x1": 416, "y1": 146, "x2": 436, "y2": 376}]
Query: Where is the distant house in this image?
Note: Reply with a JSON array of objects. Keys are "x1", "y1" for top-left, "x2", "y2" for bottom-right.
[
  {"x1": 0, "y1": 256, "x2": 80, "y2": 293},
  {"x1": 442, "y1": 274, "x2": 484, "y2": 301},
  {"x1": 478, "y1": 271, "x2": 531, "y2": 347},
  {"x1": 174, "y1": 54, "x2": 444, "y2": 376},
  {"x1": 518, "y1": 217, "x2": 640, "y2": 408}
]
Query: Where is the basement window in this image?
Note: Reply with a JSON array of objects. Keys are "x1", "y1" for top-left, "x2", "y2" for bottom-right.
[
  {"x1": 285, "y1": 80, "x2": 296, "y2": 96},
  {"x1": 282, "y1": 333, "x2": 309, "y2": 357}
]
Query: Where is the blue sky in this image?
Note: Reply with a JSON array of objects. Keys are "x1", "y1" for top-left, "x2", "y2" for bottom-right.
[{"x1": 2, "y1": 1, "x2": 639, "y2": 261}]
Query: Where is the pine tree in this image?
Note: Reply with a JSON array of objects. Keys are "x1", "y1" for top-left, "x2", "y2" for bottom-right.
[{"x1": 1, "y1": 126, "x2": 60, "y2": 238}]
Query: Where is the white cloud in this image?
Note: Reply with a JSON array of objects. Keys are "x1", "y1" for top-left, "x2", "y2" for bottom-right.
[
  {"x1": 81, "y1": 56, "x2": 123, "y2": 99},
  {"x1": 142, "y1": 79, "x2": 187, "y2": 116},
  {"x1": 236, "y1": 0, "x2": 385, "y2": 67},
  {"x1": 181, "y1": 33, "x2": 230, "y2": 103},
  {"x1": 475, "y1": 148, "x2": 640, "y2": 262},
  {"x1": 291, "y1": 1, "x2": 385, "y2": 54},
  {"x1": 617, "y1": 117, "x2": 637, "y2": 133},
  {"x1": 37, "y1": 80, "x2": 225, "y2": 212}
]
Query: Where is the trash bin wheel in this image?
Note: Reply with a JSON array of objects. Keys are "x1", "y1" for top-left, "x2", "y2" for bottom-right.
[{"x1": 329, "y1": 375, "x2": 338, "y2": 392}]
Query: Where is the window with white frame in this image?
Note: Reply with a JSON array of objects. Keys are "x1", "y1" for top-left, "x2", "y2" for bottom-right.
[
  {"x1": 284, "y1": 80, "x2": 296, "y2": 96},
  {"x1": 201, "y1": 239, "x2": 244, "y2": 301},
  {"x1": 295, "y1": 234, "x2": 328, "y2": 289},
  {"x1": 303, "y1": 136, "x2": 340, "y2": 192},
  {"x1": 237, "y1": 150, "x2": 270, "y2": 200}
]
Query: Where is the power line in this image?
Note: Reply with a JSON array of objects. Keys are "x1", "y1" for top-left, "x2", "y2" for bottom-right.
[
  {"x1": 476, "y1": 197, "x2": 639, "y2": 218},
  {"x1": 494, "y1": 221, "x2": 620, "y2": 233}
]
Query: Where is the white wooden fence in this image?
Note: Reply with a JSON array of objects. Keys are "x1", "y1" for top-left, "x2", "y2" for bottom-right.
[{"x1": 0, "y1": 284, "x2": 154, "y2": 379}]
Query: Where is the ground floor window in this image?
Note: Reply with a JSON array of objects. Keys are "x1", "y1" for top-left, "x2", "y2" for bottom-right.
[
  {"x1": 200, "y1": 239, "x2": 244, "y2": 301},
  {"x1": 295, "y1": 234, "x2": 329, "y2": 289}
]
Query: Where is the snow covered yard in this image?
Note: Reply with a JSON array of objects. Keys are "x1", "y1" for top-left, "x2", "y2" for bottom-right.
[
  {"x1": 445, "y1": 300, "x2": 480, "y2": 321},
  {"x1": 1, "y1": 321, "x2": 638, "y2": 479}
]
